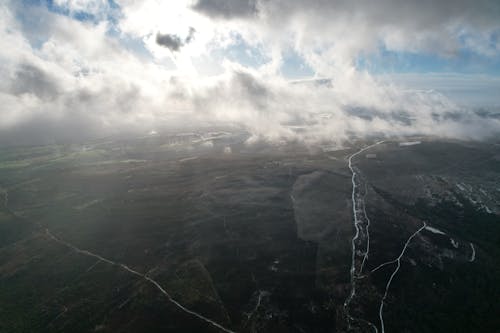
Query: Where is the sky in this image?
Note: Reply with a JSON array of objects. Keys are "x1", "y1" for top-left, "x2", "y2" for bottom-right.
[{"x1": 1, "y1": 0, "x2": 500, "y2": 145}]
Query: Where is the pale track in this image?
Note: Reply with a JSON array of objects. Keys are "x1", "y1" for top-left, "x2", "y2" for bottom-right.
[{"x1": 44, "y1": 229, "x2": 236, "y2": 333}]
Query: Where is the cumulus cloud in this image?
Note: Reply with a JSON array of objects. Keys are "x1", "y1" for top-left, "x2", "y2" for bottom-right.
[
  {"x1": 241, "y1": 0, "x2": 500, "y2": 77},
  {"x1": 0, "y1": 0, "x2": 499, "y2": 146}
]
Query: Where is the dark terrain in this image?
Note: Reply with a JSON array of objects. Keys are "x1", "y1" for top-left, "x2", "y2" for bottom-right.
[{"x1": 0, "y1": 132, "x2": 499, "y2": 332}]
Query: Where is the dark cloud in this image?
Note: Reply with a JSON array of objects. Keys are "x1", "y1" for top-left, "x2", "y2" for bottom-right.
[
  {"x1": 233, "y1": 71, "x2": 268, "y2": 99},
  {"x1": 10, "y1": 63, "x2": 60, "y2": 100},
  {"x1": 192, "y1": 0, "x2": 258, "y2": 19},
  {"x1": 262, "y1": 0, "x2": 500, "y2": 27},
  {"x1": 156, "y1": 27, "x2": 196, "y2": 51},
  {"x1": 185, "y1": 27, "x2": 196, "y2": 43},
  {"x1": 156, "y1": 33, "x2": 183, "y2": 51}
]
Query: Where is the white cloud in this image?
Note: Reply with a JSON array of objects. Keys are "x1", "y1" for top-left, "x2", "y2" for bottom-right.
[{"x1": 0, "y1": 1, "x2": 499, "y2": 145}]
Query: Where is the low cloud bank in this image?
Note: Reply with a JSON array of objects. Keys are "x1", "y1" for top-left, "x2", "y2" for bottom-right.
[{"x1": 2, "y1": 60, "x2": 498, "y2": 146}]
